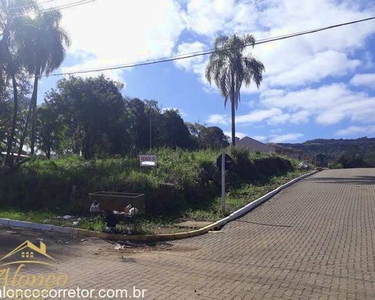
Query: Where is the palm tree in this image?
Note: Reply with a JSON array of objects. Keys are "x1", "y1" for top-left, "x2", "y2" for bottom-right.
[
  {"x1": 17, "y1": 10, "x2": 70, "y2": 158},
  {"x1": 205, "y1": 34, "x2": 265, "y2": 146},
  {"x1": 0, "y1": 0, "x2": 36, "y2": 167}
]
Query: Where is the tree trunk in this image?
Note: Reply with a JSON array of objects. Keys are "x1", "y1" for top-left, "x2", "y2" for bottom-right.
[
  {"x1": 16, "y1": 95, "x2": 33, "y2": 163},
  {"x1": 4, "y1": 74, "x2": 18, "y2": 167},
  {"x1": 231, "y1": 96, "x2": 236, "y2": 146},
  {"x1": 30, "y1": 70, "x2": 39, "y2": 155},
  {"x1": 231, "y1": 71, "x2": 236, "y2": 146}
]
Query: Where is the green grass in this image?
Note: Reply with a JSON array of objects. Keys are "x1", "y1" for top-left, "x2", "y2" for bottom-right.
[
  {"x1": 185, "y1": 169, "x2": 309, "y2": 221},
  {"x1": 0, "y1": 209, "x2": 59, "y2": 224},
  {"x1": 0, "y1": 147, "x2": 310, "y2": 234},
  {"x1": 0, "y1": 169, "x2": 309, "y2": 234}
]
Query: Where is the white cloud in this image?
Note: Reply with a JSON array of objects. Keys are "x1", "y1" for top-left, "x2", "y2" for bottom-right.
[
  {"x1": 350, "y1": 73, "x2": 375, "y2": 88},
  {"x1": 336, "y1": 125, "x2": 375, "y2": 136},
  {"x1": 207, "y1": 107, "x2": 310, "y2": 127},
  {"x1": 174, "y1": 42, "x2": 207, "y2": 72},
  {"x1": 60, "y1": 0, "x2": 186, "y2": 79},
  {"x1": 269, "y1": 133, "x2": 304, "y2": 143},
  {"x1": 290, "y1": 110, "x2": 311, "y2": 124},
  {"x1": 206, "y1": 114, "x2": 229, "y2": 125},
  {"x1": 173, "y1": 41, "x2": 209, "y2": 84},
  {"x1": 268, "y1": 50, "x2": 361, "y2": 87},
  {"x1": 185, "y1": 0, "x2": 258, "y2": 36},
  {"x1": 260, "y1": 84, "x2": 375, "y2": 125},
  {"x1": 267, "y1": 112, "x2": 308, "y2": 125},
  {"x1": 236, "y1": 108, "x2": 283, "y2": 124},
  {"x1": 248, "y1": 132, "x2": 304, "y2": 143},
  {"x1": 252, "y1": 135, "x2": 267, "y2": 142}
]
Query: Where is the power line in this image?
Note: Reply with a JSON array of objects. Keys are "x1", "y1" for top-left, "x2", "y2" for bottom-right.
[
  {"x1": 36, "y1": 0, "x2": 95, "y2": 14},
  {"x1": 43, "y1": 16, "x2": 375, "y2": 78},
  {"x1": 7, "y1": 0, "x2": 56, "y2": 11},
  {"x1": 12, "y1": 0, "x2": 94, "y2": 17}
]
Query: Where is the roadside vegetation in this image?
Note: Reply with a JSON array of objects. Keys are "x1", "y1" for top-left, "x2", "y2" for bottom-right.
[{"x1": 0, "y1": 147, "x2": 308, "y2": 233}]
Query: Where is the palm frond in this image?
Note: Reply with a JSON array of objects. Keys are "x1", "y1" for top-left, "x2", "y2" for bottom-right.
[
  {"x1": 243, "y1": 34, "x2": 256, "y2": 48},
  {"x1": 205, "y1": 33, "x2": 265, "y2": 113},
  {"x1": 243, "y1": 56, "x2": 265, "y2": 88}
]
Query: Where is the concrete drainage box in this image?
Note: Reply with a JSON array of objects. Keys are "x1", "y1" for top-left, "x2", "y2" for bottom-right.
[{"x1": 89, "y1": 191, "x2": 145, "y2": 214}]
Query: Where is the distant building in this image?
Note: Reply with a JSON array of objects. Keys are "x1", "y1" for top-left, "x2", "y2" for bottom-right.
[{"x1": 237, "y1": 136, "x2": 276, "y2": 153}]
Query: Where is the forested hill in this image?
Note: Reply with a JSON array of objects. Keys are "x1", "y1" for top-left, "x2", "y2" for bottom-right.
[{"x1": 279, "y1": 137, "x2": 375, "y2": 163}]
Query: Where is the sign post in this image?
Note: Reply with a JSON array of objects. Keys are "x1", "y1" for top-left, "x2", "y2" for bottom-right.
[
  {"x1": 139, "y1": 155, "x2": 157, "y2": 167},
  {"x1": 216, "y1": 153, "x2": 232, "y2": 214}
]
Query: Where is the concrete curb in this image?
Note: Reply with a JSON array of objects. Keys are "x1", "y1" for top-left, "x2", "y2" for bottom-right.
[{"x1": 0, "y1": 170, "x2": 319, "y2": 242}]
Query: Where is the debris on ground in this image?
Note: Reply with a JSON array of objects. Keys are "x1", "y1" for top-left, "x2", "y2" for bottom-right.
[
  {"x1": 8, "y1": 230, "x2": 20, "y2": 235},
  {"x1": 297, "y1": 162, "x2": 312, "y2": 170},
  {"x1": 124, "y1": 240, "x2": 148, "y2": 248},
  {"x1": 63, "y1": 215, "x2": 73, "y2": 220},
  {"x1": 57, "y1": 239, "x2": 70, "y2": 244}
]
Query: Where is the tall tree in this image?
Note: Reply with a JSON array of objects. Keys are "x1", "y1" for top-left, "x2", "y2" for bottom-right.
[
  {"x1": 37, "y1": 103, "x2": 63, "y2": 159},
  {"x1": 44, "y1": 76, "x2": 126, "y2": 159},
  {"x1": 0, "y1": 0, "x2": 36, "y2": 167},
  {"x1": 198, "y1": 126, "x2": 229, "y2": 149},
  {"x1": 205, "y1": 34, "x2": 265, "y2": 146},
  {"x1": 156, "y1": 109, "x2": 192, "y2": 149},
  {"x1": 17, "y1": 10, "x2": 70, "y2": 158}
]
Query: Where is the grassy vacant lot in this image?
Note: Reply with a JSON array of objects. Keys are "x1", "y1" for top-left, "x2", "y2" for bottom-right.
[{"x1": 0, "y1": 148, "x2": 309, "y2": 234}]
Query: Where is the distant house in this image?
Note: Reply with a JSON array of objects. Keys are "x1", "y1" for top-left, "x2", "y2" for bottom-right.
[{"x1": 237, "y1": 136, "x2": 276, "y2": 153}]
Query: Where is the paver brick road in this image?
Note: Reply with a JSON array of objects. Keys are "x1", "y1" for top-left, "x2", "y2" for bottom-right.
[{"x1": 1, "y1": 169, "x2": 375, "y2": 299}]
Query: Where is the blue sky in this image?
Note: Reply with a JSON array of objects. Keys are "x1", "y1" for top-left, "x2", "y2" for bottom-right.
[{"x1": 37, "y1": 0, "x2": 375, "y2": 143}]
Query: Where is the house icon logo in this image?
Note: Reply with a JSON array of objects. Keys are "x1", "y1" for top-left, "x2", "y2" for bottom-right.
[{"x1": 0, "y1": 240, "x2": 55, "y2": 267}]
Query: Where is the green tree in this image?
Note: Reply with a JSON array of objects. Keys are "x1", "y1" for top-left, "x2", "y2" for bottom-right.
[
  {"x1": 0, "y1": 0, "x2": 36, "y2": 167},
  {"x1": 198, "y1": 126, "x2": 229, "y2": 149},
  {"x1": 128, "y1": 98, "x2": 154, "y2": 151},
  {"x1": 205, "y1": 34, "x2": 265, "y2": 146},
  {"x1": 17, "y1": 10, "x2": 70, "y2": 157},
  {"x1": 44, "y1": 76, "x2": 126, "y2": 159},
  {"x1": 37, "y1": 103, "x2": 63, "y2": 159},
  {"x1": 156, "y1": 109, "x2": 192, "y2": 149}
]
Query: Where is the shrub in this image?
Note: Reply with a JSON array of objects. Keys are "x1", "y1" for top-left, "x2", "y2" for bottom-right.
[{"x1": 0, "y1": 148, "x2": 295, "y2": 216}]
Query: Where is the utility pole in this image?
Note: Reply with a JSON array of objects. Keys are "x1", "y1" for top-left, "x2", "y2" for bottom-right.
[
  {"x1": 149, "y1": 102, "x2": 152, "y2": 151},
  {"x1": 221, "y1": 152, "x2": 226, "y2": 213}
]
